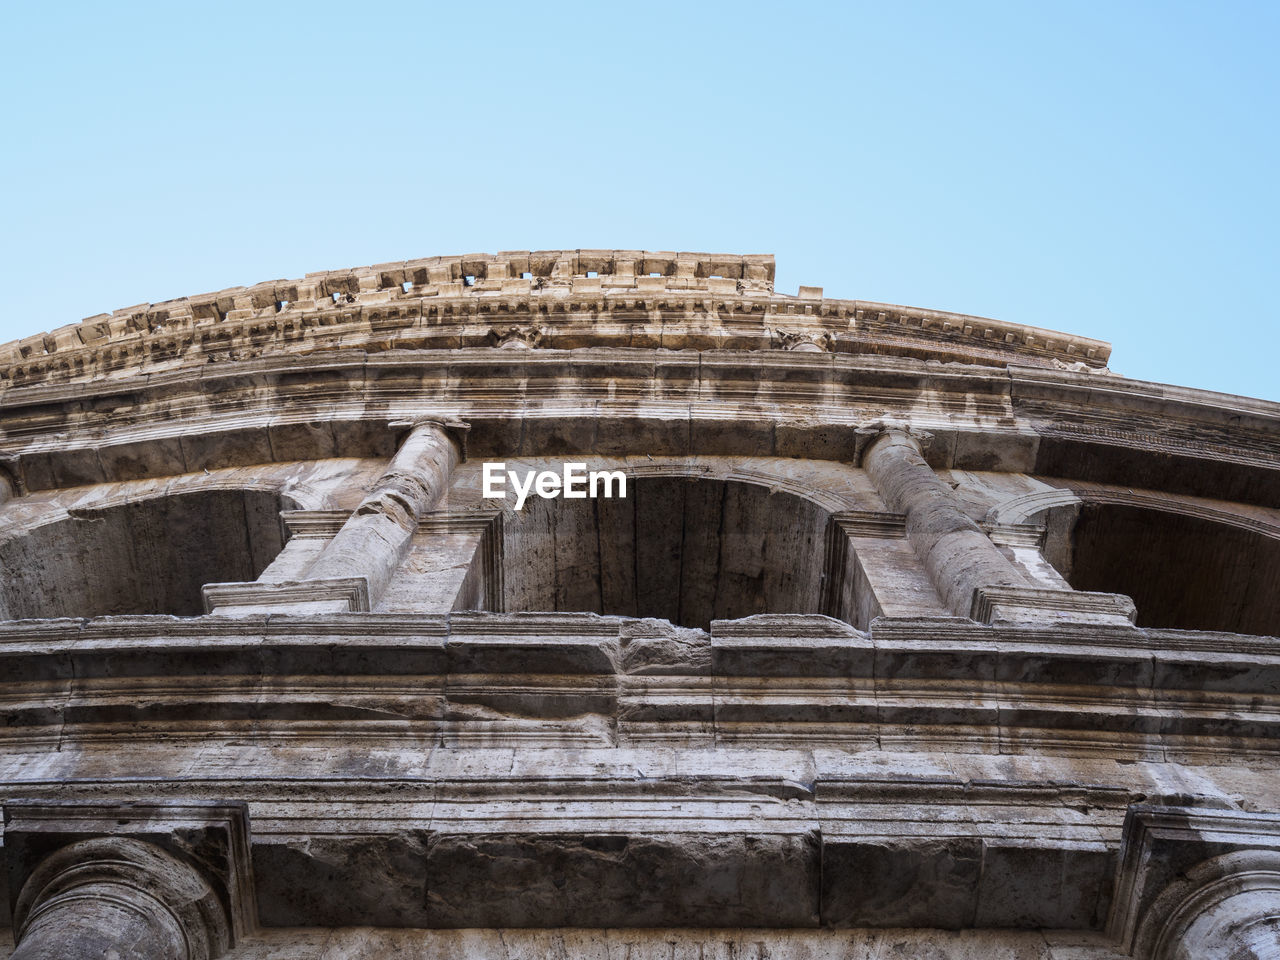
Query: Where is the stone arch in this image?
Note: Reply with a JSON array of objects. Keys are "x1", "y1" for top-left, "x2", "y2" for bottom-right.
[
  {"x1": 0, "y1": 483, "x2": 304, "y2": 620},
  {"x1": 621, "y1": 461, "x2": 858, "y2": 514},
  {"x1": 986, "y1": 486, "x2": 1280, "y2": 635},
  {"x1": 500, "y1": 472, "x2": 834, "y2": 630},
  {"x1": 986, "y1": 485, "x2": 1280, "y2": 540},
  {"x1": 0, "y1": 472, "x2": 331, "y2": 548}
]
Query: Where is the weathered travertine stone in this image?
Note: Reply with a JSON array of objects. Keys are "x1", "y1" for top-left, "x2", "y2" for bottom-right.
[
  {"x1": 1109, "y1": 808, "x2": 1280, "y2": 959},
  {"x1": 1, "y1": 252, "x2": 1279, "y2": 957},
  {"x1": 9, "y1": 838, "x2": 229, "y2": 960},
  {"x1": 301, "y1": 419, "x2": 465, "y2": 602},
  {"x1": 862, "y1": 428, "x2": 1037, "y2": 617}
]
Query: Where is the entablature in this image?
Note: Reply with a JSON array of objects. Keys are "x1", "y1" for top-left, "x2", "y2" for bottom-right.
[{"x1": 0, "y1": 251, "x2": 1112, "y2": 391}]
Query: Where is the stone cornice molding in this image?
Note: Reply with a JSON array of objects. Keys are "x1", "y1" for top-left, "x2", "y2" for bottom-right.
[
  {"x1": 970, "y1": 585, "x2": 1137, "y2": 625},
  {"x1": 2, "y1": 350, "x2": 1276, "y2": 496},
  {"x1": 3, "y1": 613, "x2": 1280, "y2": 761},
  {"x1": 202, "y1": 576, "x2": 372, "y2": 614},
  {"x1": 0, "y1": 251, "x2": 1113, "y2": 391},
  {"x1": 772, "y1": 328, "x2": 835, "y2": 353}
]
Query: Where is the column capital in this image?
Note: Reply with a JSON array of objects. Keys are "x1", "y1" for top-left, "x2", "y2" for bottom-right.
[
  {"x1": 3, "y1": 800, "x2": 255, "y2": 958},
  {"x1": 10, "y1": 836, "x2": 227, "y2": 960},
  {"x1": 854, "y1": 420, "x2": 934, "y2": 466},
  {"x1": 1109, "y1": 805, "x2": 1280, "y2": 959},
  {"x1": 388, "y1": 417, "x2": 471, "y2": 462}
]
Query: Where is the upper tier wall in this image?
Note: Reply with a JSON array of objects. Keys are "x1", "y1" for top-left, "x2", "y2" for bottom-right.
[{"x1": 0, "y1": 251, "x2": 1111, "y2": 389}]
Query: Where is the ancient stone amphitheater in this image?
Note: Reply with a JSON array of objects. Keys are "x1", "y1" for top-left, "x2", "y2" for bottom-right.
[{"x1": 1, "y1": 251, "x2": 1278, "y2": 958}]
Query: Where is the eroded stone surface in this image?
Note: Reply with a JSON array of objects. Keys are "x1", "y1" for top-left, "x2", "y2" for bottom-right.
[{"x1": 2, "y1": 253, "x2": 1279, "y2": 958}]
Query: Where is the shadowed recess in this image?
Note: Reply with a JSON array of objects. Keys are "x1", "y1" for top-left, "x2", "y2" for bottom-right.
[
  {"x1": 1057, "y1": 503, "x2": 1280, "y2": 636},
  {"x1": 0, "y1": 489, "x2": 296, "y2": 619},
  {"x1": 500, "y1": 477, "x2": 831, "y2": 630}
]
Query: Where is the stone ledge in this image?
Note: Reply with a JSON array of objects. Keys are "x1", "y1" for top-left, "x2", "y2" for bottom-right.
[
  {"x1": 202, "y1": 577, "x2": 371, "y2": 615},
  {"x1": 969, "y1": 586, "x2": 1137, "y2": 626},
  {"x1": 0, "y1": 926, "x2": 1134, "y2": 959},
  {"x1": 2, "y1": 614, "x2": 1279, "y2": 760}
]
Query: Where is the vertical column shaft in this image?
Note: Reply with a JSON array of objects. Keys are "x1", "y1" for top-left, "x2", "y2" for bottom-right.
[
  {"x1": 12, "y1": 883, "x2": 189, "y2": 960},
  {"x1": 862, "y1": 429, "x2": 1032, "y2": 617},
  {"x1": 303, "y1": 419, "x2": 463, "y2": 603},
  {"x1": 10, "y1": 837, "x2": 231, "y2": 960}
]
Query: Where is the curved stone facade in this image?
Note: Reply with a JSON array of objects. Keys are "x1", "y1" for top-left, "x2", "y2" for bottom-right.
[{"x1": 1, "y1": 251, "x2": 1278, "y2": 958}]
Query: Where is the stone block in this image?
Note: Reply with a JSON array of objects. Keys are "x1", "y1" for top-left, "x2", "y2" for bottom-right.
[
  {"x1": 423, "y1": 831, "x2": 821, "y2": 927},
  {"x1": 253, "y1": 833, "x2": 431, "y2": 927},
  {"x1": 821, "y1": 837, "x2": 983, "y2": 928}
]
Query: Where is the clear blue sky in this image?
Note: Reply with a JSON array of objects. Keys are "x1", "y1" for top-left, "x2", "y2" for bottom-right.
[{"x1": 3, "y1": 2, "x2": 1276, "y2": 400}]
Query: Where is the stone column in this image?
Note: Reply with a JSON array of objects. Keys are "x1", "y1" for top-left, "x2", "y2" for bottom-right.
[
  {"x1": 1125, "y1": 849, "x2": 1280, "y2": 960},
  {"x1": 302, "y1": 418, "x2": 465, "y2": 605},
  {"x1": 1168, "y1": 887, "x2": 1280, "y2": 959},
  {"x1": 10, "y1": 837, "x2": 231, "y2": 960},
  {"x1": 860, "y1": 428, "x2": 1136, "y2": 624},
  {"x1": 861, "y1": 428, "x2": 1033, "y2": 618}
]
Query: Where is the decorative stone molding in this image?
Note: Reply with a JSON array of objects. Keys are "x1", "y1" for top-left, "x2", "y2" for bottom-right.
[
  {"x1": 279, "y1": 509, "x2": 350, "y2": 538},
  {"x1": 202, "y1": 576, "x2": 371, "y2": 614},
  {"x1": 772, "y1": 328, "x2": 835, "y2": 352},
  {"x1": 3, "y1": 802, "x2": 254, "y2": 959},
  {"x1": 970, "y1": 585, "x2": 1137, "y2": 626},
  {"x1": 829, "y1": 510, "x2": 908, "y2": 539},
  {"x1": 1109, "y1": 806, "x2": 1280, "y2": 959},
  {"x1": 982, "y1": 521, "x2": 1048, "y2": 549},
  {"x1": 488, "y1": 324, "x2": 545, "y2": 349},
  {"x1": 0, "y1": 252, "x2": 1115, "y2": 393},
  {"x1": 5, "y1": 611, "x2": 1279, "y2": 761}
]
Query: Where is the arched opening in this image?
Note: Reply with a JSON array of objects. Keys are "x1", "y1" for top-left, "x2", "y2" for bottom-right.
[
  {"x1": 0, "y1": 489, "x2": 296, "y2": 619},
  {"x1": 501, "y1": 476, "x2": 831, "y2": 629},
  {"x1": 1049, "y1": 502, "x2": 1280, "y2": 635}
]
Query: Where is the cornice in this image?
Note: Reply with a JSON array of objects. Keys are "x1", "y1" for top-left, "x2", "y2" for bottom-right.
[
  {"x1": 1, "y1": 347, "x2": 1275, "y2": 508},
  {"x1": 3, "y1": 613, "x2": 1279, "y2": 763},
  {"x1": 0, "y1": 250, "x2": 1112, "y2": 391}
]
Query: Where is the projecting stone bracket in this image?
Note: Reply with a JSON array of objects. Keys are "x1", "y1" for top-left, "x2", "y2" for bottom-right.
[
  {"x1": 3, "y1": 801, "x2": 255, "y2": 959},
  {"x1": 201, "y1": 576, "x2": 371, "y2": 615},
  {"x1": 1108, "y1": 805, "x2": 1280, "y2": 960},
  {"x1": 970, "y1": 585, "x2": 1138, "y2": 627}
]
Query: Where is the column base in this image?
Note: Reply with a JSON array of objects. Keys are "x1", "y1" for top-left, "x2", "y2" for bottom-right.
[
  {"x1": 970, "y1": 585, "x2": 1137, "y2": 626},
  {"x1": 202, "y1": 577, "x2": 371, "y2": 615}
]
